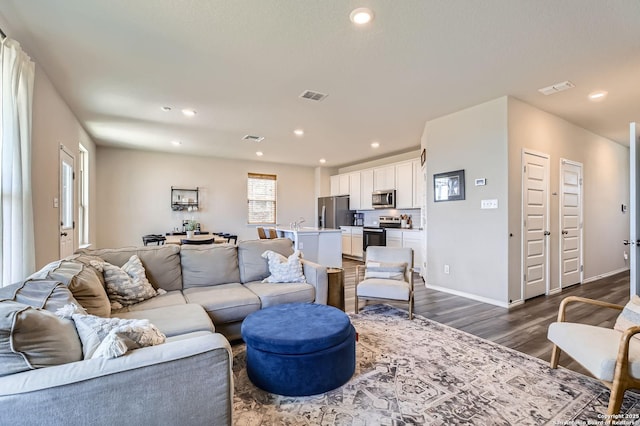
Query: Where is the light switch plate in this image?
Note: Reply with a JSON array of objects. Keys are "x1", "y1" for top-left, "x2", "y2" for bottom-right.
[{"x1": 481, "y1": 199, "x2": 498, "y2": 209}]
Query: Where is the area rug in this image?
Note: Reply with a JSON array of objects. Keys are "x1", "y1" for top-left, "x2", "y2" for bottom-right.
[{"x1": 232, "y1": 304, "x2": 640, "y2": 425}]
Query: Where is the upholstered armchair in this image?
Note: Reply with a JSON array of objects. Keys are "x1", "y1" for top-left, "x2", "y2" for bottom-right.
[
  {"x1": 355, "y1": 246, "x2": 414, "y2": 319},
  {"x1": 547, "y1": 296, "x2": 640, "y2": 417}
]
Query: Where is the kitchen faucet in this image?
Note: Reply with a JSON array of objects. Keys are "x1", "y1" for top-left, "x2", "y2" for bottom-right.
[{"x1": 291, "y1": 217, "x2": 306, "y2": 230}]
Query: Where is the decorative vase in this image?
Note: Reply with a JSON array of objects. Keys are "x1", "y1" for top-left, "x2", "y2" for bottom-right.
[{"x1": 186, "y1": 230, "x2": 194, "y2": 239}]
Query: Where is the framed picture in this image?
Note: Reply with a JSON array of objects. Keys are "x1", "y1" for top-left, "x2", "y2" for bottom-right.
[
  {"x1": 420, "y1": 149, "x2": 426, "y2": 166},
  {"x1": 434, "y1": 169, "x2": 465, "y2": 202}
]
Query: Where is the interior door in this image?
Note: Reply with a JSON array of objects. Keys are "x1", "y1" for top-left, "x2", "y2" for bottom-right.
[
  {"x1": 522, "y1": 150, "x2": 550, "y2": 299},
  {"x1": 630, "y1": 123, "x2": 640, "y2": 297},
  {"x1": 59, "y1": 146, "x2": 75, "y2": 258},
  {"x1": 560, "y1": 159, "x2": 583, "y2": 288}
]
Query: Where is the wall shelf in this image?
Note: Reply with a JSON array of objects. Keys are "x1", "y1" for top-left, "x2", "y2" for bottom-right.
[{"x1": 171, "y1": 186, "x2": 199, "y2": 211}]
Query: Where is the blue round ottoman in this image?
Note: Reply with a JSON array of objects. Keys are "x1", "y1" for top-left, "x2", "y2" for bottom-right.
[{"x1": 241, "y1": 303, "x2": 356, "y2": 396}]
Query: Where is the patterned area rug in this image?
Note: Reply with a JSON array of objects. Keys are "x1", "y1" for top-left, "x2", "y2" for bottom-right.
[{"x1": 232, "y1": 304, "x2": 640, "y2": 425}]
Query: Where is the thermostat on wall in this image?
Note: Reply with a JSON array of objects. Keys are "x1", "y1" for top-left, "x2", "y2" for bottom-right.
[{"x1": 475, "y1": 178, "x2": 486, "y2": 186}]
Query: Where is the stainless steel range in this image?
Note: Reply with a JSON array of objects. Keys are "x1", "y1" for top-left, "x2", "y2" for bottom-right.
[{"x1": 363, "y1": 216, "x2": 402, "y2": 251}]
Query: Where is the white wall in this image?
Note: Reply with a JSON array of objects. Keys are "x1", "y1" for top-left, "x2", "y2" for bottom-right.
[
  {"x1": 31, "y1": 65, "x2": 98, "y2": 269},
  {"x1": 96, "y1": 147, "x2": 316, "y2": 247},
  {"x1": 423, "y1": 98, "x2": 510, "y2": 305},
  {"x1": 507, "y1": 97, "x2": 629, "y2": 302}
]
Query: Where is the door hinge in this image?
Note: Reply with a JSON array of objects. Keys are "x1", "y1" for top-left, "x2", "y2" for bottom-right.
[
  {"x1": 579, "y1": 178, "x2": 583, "y2": 185},
  {"x1": 523, "y1": 165, "x2": 527, "y2": 173},
  {"x1": 580, "y1": 265, "x2": 584, "y2": 272},
  {"x1": 73, "y1": 172, "x2": 75, "y2": 180},
  {"x1": 73, "y1": 221, "x2": 76, "y2": 229},
  {"x1": 523, "y1": 273, "x2": 527, "y2": 281}
]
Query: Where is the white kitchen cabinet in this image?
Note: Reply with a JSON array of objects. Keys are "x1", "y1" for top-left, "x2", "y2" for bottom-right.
[
  {"x1": 412, "y1": 159, "x2": 424, "y2": 209},
  {"x1": 341, "y1": 227, "x2": 352, "y2": 255},
  {"x1": 386, "y1": 229, "x2": 403, "y2": 248},
  {"x1": 339, "y1": 174, "x2": 350, "y2": 196},
  {"x1": 351, "y1": 227, "x2": 363, "y2": 258},
  {"x1": 373, "y1": 165, "x2": 395, "y2": 191},
  {"x1": 349, "y1": 172, "x2": 361, "y2": 210},
  {"x1": 402, "y1": 230, "x2": 424, "y2": 272},
  {"x1": 395, "y1": 161, "x2": 413, "y2": 209},
  {"x1": 360, "y1": 169, "x2": 374, "y2": 210}
]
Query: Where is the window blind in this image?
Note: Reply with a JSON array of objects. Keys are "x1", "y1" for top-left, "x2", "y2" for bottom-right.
[{"x1": 247, "y1": 173, "x2": 277, "y2": 224}]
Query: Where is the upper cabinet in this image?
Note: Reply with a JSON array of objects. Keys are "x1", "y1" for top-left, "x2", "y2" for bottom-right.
[
  {"x1": 331, "y1": 157, "x2": 423, "y2": 210},
  {"x1": 373, "y1": 165, "x2": 395, "y2": 191}
]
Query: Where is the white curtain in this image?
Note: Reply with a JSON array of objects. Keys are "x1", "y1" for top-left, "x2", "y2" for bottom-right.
[{"x1": 0, "y1": 38, "x2": 35, "y2": 286}]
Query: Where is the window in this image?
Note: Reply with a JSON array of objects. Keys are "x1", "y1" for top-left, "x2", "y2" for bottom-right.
[
  {"x1": 247, "y1": 173, "x2": 276, "y2": 224},
  {"x1": 78, "y1": 144, "x2": 89, "y2": 246}
]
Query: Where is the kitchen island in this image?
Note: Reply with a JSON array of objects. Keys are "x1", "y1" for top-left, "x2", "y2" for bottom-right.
[{"x1": 276, "y1": 227, "x2": 342, "y2": 267}]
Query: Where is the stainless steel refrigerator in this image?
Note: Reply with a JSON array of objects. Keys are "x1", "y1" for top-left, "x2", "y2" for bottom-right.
[{"x1": 318, "y1": 195, "x2": 353, "y2": 228}]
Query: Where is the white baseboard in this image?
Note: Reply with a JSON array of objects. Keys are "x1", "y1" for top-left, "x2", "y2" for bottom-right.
[
  {"x1": 582, "y1": 267, "x2": 629, "y2": 284},
  {"x1": 508, "y1": 299, "x2": 524, "y2": 308},
  {"x1": 548, "y1": 287, "x2": 562, "y2": 296},
  {"x1": 424, "y1": 283, "x2": 510, "y2": 308}
]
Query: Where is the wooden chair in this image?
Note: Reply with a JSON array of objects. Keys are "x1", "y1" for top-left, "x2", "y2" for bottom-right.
[
  {"x1": 548, "y1": 296, "x2": 640, "y2": 417},
  {"x1": 355, "y1": 246, "x2": 414, "y2": 319},
  {"x1": 257, "y1": 227, "x2": 267, "y2": 239},
  {"x1": 268, "y1": 228, "x2": 278, "y2": 239}
]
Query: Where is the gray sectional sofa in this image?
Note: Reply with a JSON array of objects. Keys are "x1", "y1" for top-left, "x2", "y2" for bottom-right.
[{"x1": 0, "y1": 238, "x2": 328, "y2": 426}]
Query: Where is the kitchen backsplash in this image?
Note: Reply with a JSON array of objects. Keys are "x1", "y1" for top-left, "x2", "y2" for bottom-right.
[{"x1": 358, "y1": 208, "x2": 423, "y2": 228}]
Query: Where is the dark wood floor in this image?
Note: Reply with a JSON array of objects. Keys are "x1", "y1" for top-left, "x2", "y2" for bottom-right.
[{"x1": 342, "y1": 258, "x2": 630, "y2": 377}]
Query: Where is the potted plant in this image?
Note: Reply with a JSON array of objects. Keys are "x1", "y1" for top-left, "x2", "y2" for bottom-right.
[{"x1": 185, "y1": 220, "x2": 198, "y2": 238}]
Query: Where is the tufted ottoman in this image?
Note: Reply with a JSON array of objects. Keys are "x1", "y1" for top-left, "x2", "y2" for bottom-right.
[{"x1": 241, "y1": 303, "x2": 356, "y2": 396}]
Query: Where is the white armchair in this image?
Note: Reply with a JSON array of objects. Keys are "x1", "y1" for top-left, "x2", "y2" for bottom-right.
[
  {"x1": 355, "y1": 246, "x2": 414, "y2": 319},
  {"x1": 547, "y1": 296, "x2": 640, "y2": 417}
]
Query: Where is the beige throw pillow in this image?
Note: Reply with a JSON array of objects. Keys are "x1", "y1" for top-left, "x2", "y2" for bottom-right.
[
  {"x1": 364, "y1": 261, "x2": 407, "y2": 281},
  {"x1": 0, "y1": 301, "x2": 83, "y2": 376}
]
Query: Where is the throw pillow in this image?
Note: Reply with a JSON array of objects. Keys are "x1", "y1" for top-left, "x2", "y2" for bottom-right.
[
  {"x1": 364, "y1": 261, "x2": 407, "y2": 281},
  {"x1": 261, "y1": 250, "x2": 306, "y2": 283},
  {"x1": 91, "y1": 255, "x2": 164, "y2": 310},
  {"x1": 0, "y1": 280, "x2": 87, "y2": 314},
  {"x1": 0, "y1": 301, "x2": 83, "y2": 376},
  {"x1": 56, "y1": 304, "x2": 166, "y2": 359},
  {"x1": 614, "y1": 295, "x2": 640, "y2": 336}
]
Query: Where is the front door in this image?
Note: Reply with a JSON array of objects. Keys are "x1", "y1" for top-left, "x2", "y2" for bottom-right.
[
  {"x1": 523, "y1": 150, "x2": 550, "y2": 299},
  {"x1": 630, "y1": 123, "x2": 640, "y2": 297},
  {"x1": 59, "y1": 146, "x2": 75, "y2": 258},
  {"x1": 560, "y1": 159, "x2": 583, "y2": 288}
]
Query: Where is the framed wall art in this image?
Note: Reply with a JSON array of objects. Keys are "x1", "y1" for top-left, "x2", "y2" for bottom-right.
[{"x1": 434, "y1": 169, "x2": 465, "y2": 202}]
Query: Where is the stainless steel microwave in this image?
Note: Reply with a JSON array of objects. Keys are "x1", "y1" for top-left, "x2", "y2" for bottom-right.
[{"x1": 372, "y1": 190, "x2": 396, "y2": 209}]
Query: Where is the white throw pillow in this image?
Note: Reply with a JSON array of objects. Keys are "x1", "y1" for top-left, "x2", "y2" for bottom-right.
[
  {"x1": 261, "y1": 250, "x2": 306, "y2": 283},
  {"x1": 364, "y1": 261, "x2": 407, "y2": 281},
  {"x1": 90, "y1": 255, "x2": 165, "y2": 309},
  {"x1": 56, "y1": 304, "x2": 166, "y2": 359}
]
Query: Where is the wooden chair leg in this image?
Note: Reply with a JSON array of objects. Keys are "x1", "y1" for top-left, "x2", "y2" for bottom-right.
[
  {"x1": 355, "y1": 297, "x2": 359, "y2": 314},
  {"x1": 550, "y1": 345, "x2": 561, "y2": 368},
  {"x1": 408, "y1": 293, "x2": 414, "y2": 320},
  {"x1": 607, "y1": 382, "x2": 626, "y2": 419}
]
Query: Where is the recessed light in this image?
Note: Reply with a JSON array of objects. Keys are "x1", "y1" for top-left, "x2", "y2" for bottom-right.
[
  {"x1": 171, "y1": 140, "x2": 182, "y2": 146},
  {"x1": 319, "y1": 158, "x2": 327, "y2": 164},
  {"x1": 371, "y1": 142, "x2": 380, "y2": 149},
  {"x1": 256, "y1": 151, "x2": 264, "y2": 157},
  {"x1": 181, "y1": 109, "x2": 197, "y2": 117},
  {"x1": 350, "y1": 7, "x2": 374, "y2": 25},
  {"x1": 588, "y1": 90, "x2": 608, "y2": 101},
  {"x1": 294, "y1": 129, "x2": 304, "y2": 136},
  {"x1": 161, "y1": 106, "x2": 172, "y2": 112}
]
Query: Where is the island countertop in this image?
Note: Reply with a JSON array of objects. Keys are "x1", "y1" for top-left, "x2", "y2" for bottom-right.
[
  {"x1": 275, "y1": 227, "x2": 341, "y2": 234},
  {"x1": 276, "y1": 227, "x2": 342, "y2": 267}
]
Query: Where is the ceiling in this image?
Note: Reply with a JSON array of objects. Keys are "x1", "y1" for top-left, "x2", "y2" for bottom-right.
[{"x1": 1, "y1": 1, "x2": 639, "y2": 168}]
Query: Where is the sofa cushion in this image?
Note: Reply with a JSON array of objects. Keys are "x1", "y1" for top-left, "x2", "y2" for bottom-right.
[
  {"x1": 26, "y1": 259, "x2": 110, "y2": 317},
  {"x1": 112, "y1": 290, "x2": 186, "y2": 313},
  {"x1": 114, "y1": 304, "x2": 215, "y2": 337},
  {"x1": 180, "y1": 245, "x2": 240, "y2": 288},
  {"x1": 0, "y1": 301, "x2": 83, "y2": 376},
  {"x1": 183, "y1": 284, "x2": 261, "y2": 324},
  {"x1": 615, "y1": 295, "x2": 640, "y2": 336},
  {"x1": 76, "y1": 245, "x2": 183, "y2": 292},
  {"x1": 237, "y1": 238, "x2": 294, "y2": 283},
  {"x1": 364, "y1": 260, "x2": 407, "y2": 281},
  {"x1": 0, "y1": 280, "x2": 86, "y2": 313},
  {"x1": 243, "y1": 282, "x2": 315, "y2": 308}
]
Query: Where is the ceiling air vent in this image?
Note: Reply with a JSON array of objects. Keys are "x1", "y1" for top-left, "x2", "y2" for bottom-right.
[
  {"x1": 242, "y1": 135, "x2": 264, "y2": 142},
  {"x1": 299, "y1": 90, "x2": 328, "y2": 102},
  {"x1": 538, "y1": 80, "x2": 575, "y2": 96}
]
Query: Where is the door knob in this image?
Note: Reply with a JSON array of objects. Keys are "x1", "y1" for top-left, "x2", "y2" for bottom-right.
[
  {"x1": 544, "y1": 231, "x2": 551, "y2": 236},
  {"x1": 624, "y1": 240, "x2": 630, "y2": 246},
  {"x1": 561, "y1": 230, "x2": 568, "y2": 235},
  {"x1": 61, "y1": 232, "x2": 68, "y2": 237}
]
